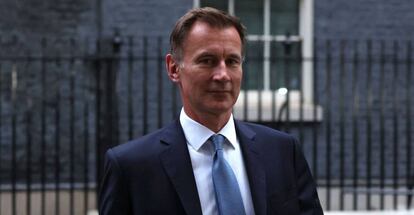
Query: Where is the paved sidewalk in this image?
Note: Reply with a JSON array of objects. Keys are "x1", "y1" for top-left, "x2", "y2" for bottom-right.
[
  {"x1": 325, "y1": 211, "x2": 414, "y2": 215},
  {"x1": 87, "y1": 210, "x2": 414, "y2": 215}
]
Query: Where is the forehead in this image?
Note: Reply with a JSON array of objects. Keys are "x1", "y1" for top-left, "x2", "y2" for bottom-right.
[{"x1": 182, "y1": 21, "x2": 242, "y2": 57}]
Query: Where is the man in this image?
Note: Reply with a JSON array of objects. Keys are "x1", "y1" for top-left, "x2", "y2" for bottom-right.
[{"x1": 99, "y1": 7, "x2": 323, "y2": 215}]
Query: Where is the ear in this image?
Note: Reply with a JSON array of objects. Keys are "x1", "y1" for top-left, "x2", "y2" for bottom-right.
[{"x1": 166, "y1": 54, "x2": 180, "y2": 83}]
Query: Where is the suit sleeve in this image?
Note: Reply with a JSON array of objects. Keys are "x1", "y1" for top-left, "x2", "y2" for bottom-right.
[
  {"x1": 292, "y1": 138, "x2": 324, "y2": 215},
  {"x1": 99, "y1": 149, "x2": 131, "y2": 215}
]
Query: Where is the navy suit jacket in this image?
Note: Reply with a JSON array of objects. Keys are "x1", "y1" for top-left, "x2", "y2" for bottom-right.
[{"x1": 99, "y1": 120, "x2": 323, "y2": 215}]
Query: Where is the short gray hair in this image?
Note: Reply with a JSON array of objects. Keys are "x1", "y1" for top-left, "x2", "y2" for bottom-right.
[{"x1": 169, "y1": 7, "x2": 246, "y2": 62}]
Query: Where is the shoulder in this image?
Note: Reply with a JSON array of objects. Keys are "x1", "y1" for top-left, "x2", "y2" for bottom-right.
[
  {"x1": 235, "y1": 120, "x2": 300, "y2": 156},
  {"x1": 107, "y1": 121, "x2": 179, "y2": 164},
  {"x1": 236, "y1": 120, "x2": 296, "y2": 143}
]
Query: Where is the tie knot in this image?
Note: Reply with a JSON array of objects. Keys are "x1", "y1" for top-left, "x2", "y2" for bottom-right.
[{"x1": 210, "y1": 134, "x2": 225, "y2": 151}]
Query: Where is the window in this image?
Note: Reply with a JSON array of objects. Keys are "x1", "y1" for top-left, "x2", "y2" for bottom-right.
[{"x1": 194, "y1": 0, "x2": 321, "y2": 122}]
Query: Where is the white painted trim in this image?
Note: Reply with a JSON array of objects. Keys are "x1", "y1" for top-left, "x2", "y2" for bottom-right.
[
  {"x1": 193, "y1": 0, "x2": 319, "y2": 121},
  {"x1": 228, "y1": 0, "x2": 235, "y2": 15},
  {"x1": 234, "y1": 90, "x2": 323, "y2": 122},
  {"x1": 263, "y1": 0, "x2": 271, "y2": 90},
  {"x1": 193, "y1": 0, "x2": 200, "y2": 8},
  {"x1": 246, "y1": 35, "x2": 301, "y2": 42},
  {"x1": 300, "y1": 0, "x2": 314, "y2": 104}
]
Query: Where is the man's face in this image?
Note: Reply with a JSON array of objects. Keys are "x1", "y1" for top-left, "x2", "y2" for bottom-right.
[{"x1": 167, "y1": 21, "x2": 243, "y2": 118}]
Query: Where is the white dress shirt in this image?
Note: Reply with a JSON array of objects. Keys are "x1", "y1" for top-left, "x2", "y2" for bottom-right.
[{"x1": 179, "y1": 108, "x2": 255, "y2": 215}]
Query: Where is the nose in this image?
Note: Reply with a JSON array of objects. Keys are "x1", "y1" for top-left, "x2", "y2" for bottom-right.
[{"x1": 212, "y1": 60, "x2": 230, "y2": 82}]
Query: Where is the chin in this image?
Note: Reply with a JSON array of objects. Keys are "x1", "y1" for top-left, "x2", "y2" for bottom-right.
[{"x1": 206, "y1": 103, "x2": 233, "y2": 114}]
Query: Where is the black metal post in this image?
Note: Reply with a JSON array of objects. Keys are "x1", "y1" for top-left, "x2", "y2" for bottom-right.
[
  {"x1": 325, "y1": 40, "x2": 332, "y2": 210},
  {"x1": 339, "y1": 40, "x2": 346, "y2": 210},
  {"x1": 379, "y1": 40, "x2": 386, "y2": 210},
  {"x1": 127, "y1": 37, "x2": 134, "y2": 140},
  {"x1": 366, "y1": 40, "x2": 373, "y2": 210},
  {"x1": 392, "y1": 41, "x2": 399, "y2": 209},
  {"x1": 351, "y1": 40, "x2": 360, "y2": 210},
  {"x1": 406, "y1": 41, "x2": 413, "y2": 209}
]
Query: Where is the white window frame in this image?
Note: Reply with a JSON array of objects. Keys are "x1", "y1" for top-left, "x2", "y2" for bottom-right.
[{"x1": 194, "y1": 0, "x2": 322, "y2": 122}]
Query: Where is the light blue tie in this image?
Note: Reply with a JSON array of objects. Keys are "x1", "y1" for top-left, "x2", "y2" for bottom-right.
[{"x1": 210, "y1": 134, "x2": 246, "y2": 215}]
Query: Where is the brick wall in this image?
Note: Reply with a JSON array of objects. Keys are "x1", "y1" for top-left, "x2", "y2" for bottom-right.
[
  {"x1": 1, "y1": 0, "x2": 413, "y2": 183},
  {"x1": 315, "y1": 0, "x2": 414, "y2": 40},
  {"x1": 0, "y1": 0, "x2": 192, "y2": 184},
  {"x1": 311, "y1": 0, "x2": 414, "y2": 181}
]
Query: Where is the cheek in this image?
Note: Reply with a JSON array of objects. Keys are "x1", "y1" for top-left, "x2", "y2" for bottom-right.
[
  {"x1": 233, "y1": 73, "x2": 242, "y2": 86},
  {"x1": 181, "y1": 77, "x2": 202, "y2": 95}
]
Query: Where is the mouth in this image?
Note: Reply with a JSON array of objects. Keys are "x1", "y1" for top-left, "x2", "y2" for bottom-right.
[{"x1": 208, "y1": 90, "x2": 231, "y2": 94}]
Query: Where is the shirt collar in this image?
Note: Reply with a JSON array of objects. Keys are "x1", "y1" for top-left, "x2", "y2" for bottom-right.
[{"x1": 179, "y1": 108, "x2": 238, "y2": 151}]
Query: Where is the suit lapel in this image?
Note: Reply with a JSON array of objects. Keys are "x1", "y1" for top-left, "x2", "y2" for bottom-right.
[
  {"x1": 158, "y1": 119, "x2": 267, "y2": 215},
  {"x1": 159, "y1": 120, "x2": 202, "y2": 215},
  {"x1": 235, "y1": 121, "x2": 267, "y2": 215}
]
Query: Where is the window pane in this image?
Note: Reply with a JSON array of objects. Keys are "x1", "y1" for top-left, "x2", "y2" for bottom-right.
[
  {"x1": 243, "y1": 41, "x2": 264, "y2": 90},
  {"x1": 235, "y1": 0, "x2": 264, "y2": 35},
  {"x1": 270, "y1": 0, "x2": 299, "y2": 35},
  {"x1": 270, "y1": 41, "x2": 301, "y2": 90},
  {"x1": 200, "y1": 0, "x2": 228, "y2": 11}
]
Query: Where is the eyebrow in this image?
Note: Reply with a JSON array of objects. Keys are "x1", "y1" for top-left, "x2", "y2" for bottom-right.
[
  {"x1": 227, "y1": 53, "x2": 242, "y2": 60},
  {"x1": 195, "y1": 51, "x2": 242, "y2": 60},
  {"x1": 195, "y1": 52, "x2": 216, "y2": 58}
]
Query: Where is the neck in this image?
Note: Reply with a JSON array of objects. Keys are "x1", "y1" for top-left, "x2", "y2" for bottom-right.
[{"x1": 183, "y1": 108, "x2": 231, "y2": 133}]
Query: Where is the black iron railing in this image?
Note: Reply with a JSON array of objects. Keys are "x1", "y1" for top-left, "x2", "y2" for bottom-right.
[{"x1": 0, "y1": 36, "x2": 412, "y2": 214}]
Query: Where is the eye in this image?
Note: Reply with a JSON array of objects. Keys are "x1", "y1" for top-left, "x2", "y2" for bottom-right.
[
  {"x1": 226, "y1": 58, "x2": 241, "y2": 68},
  {"x1": 197, "y1": 57, "x2": 216, "y2": 67}
]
